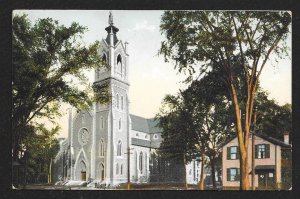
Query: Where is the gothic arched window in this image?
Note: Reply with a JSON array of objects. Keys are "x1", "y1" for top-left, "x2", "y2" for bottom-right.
[
  {"x1": 139, "y1": 152, "x2": 143, "y2": 174},
  {"x1": 117, "y1": 140, "x2": 122, "y2": 156},
  {"x1": 99, "y1": 139, "x2": 104, "y2": 157},
  {"x1": 102, "y1": 53, "x2": 107, "y2": 63},
  {"x1": 120, "y1": 164, "x2": 123, "y2": 175},
  {"x1": 117, "y1": 54, "x2": 122, "y2": 75},
  {"x1": 116, "y1": 163, "x2": 119, "y2": 175}
]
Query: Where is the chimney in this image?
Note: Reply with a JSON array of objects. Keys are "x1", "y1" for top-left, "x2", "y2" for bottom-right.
[{"x1": 283, "y1": 131, "x2": 289, "y2": 144}]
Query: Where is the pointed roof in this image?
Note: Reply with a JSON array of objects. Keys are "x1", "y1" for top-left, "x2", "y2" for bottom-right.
[{"x1": 105, "y1": 11, "x2": 119, "y2": 46}]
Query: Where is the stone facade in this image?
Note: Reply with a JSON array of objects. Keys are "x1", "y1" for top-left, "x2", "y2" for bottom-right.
[{"x1": 53, "y1": 13, "x2": 201, "y2": 185}]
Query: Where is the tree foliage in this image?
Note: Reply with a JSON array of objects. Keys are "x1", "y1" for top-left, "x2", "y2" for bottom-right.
[
  {"x1": 20, "y1": 124, "x2": 60, "y2": 183},
  {"x1": 159, "y1": 11, "x2": 291, "y2": 189},
  {"x1": 12, "y1": 14, "x2": 109, "y2": 162},
  {"x1": 255, "y1": 90, "x2": 292, "y2": 141}
]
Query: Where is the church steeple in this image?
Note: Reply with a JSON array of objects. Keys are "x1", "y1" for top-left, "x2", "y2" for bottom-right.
[{"x1": 105, "y1": 11, "x2": 119, "y2": 46}]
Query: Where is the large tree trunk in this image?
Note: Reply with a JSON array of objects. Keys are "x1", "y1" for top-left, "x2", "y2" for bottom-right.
[
  {"x1": 210, "y1": 156, "x2": 216, "y2": 189},
  {"x1": 48, "y1": 158, "x2": 53, "y2": 184},
  {"x1": 230, "y1": 83, "x2": 250, "y2": 190},
  {"x1": 240, "y1": 153, "x2": 250, "y2": 190},
  {"x1": 199, "y1": 153, "x2": 205, "y2": 190},
  {"x1": 183, "y1": 153, "x2": 188, "y2": 190}
]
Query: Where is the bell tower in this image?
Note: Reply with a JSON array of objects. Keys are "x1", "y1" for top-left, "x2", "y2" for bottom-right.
[{"x1": 91, "y1": 11, "x2": 130, "y2": 184}]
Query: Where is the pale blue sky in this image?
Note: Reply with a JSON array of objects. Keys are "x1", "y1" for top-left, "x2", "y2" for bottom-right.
[{"x1": 13, "y1": 10, "x2": 292, "y2": 138}]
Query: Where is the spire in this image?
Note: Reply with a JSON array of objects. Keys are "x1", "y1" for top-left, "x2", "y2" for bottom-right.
[
  {"x1": 109, "y1": 11, "x2": 114, "y2": 26},
  {"x1": 105, "y1": 11, "x2": 119, "y2": 46}
]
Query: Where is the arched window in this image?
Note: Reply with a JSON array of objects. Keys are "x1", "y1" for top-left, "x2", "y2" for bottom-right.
[
  {"x1": 101, "y1": 117, "x2": 104, "y2": 129},
  {"x1": 118, "y1": 118, "x2": 122, "y2": 130},
  {"x1": 102, "y1": 53, "x2": 107, "y2": 63},
  {"x1": 99, "y1": 139, "x2": 104, "y2": 157},
  {"x1": 120, "y1": 164, "x2": 123, "y2": 175},
  {"x1": 121, "y1": 95, "x2": 124, "y2": 110},
  {"x1": 117, "y1": 54, "x2": 122, "y2": 75},
  {"x1": 116, "y1": 94, "x2": 119, "y2": 109},
  {"x1": 117, "y1": 140, "x2": 122, "y2": 156},
  {"x1": 139, "y1": 152, "x2": 143, "y2": 174},
  {"x1": 116, "y1": 163, "x2": 119, "y2": 175}
]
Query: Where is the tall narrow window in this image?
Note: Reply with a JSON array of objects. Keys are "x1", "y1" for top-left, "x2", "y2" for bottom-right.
[
  {"x1": 117, "y1": 54, "x2": 122, "y2": 75},
  {"x1": 120, "y1": 164, "x2": 123, "y2": 175},
  {"x1": 99, "y1": 139, "x2": 104, "y2": 157},
  {"x1": 116, "y1": 163, "x2": 119, "y2": 175},
  {"x1": 116, "y1": 94, "x2": 119, "y2": 109},
  {"x1": 102, "y1": 54, "x2": 107, "y2": 63},
  {"x1": 139, "y1": 152, "x2": 143, "y2": 174},
  {"x1": 101, "y1": 117, "x2": 104, "y2": 129},
  {"x1": 117, "y1": 140, "x2": 122, "y2": 156},
  {"x1": 118, "y1": 118, "x2": 122, "y2": 130},
  {"x1": 121, "y1": 96, "x2": 124, "y2": 110}
]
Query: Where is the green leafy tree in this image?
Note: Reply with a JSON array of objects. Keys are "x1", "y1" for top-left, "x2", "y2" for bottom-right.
[
  {"x1": 22, "y1": 124, "x2": 60, "y2": 184},
  {"x1": 254, "y1": 90, "x2": 292, "y2": 141},
  {"x1": 156, "y1": 94, "x2": 197, "y2": 190},
  {"x1": 12, "y1": 14, "x2": 109, "y2": 162},
  {"x1": 159, "y1": 11, "x2": 291, "y2": 189},
  {"x1": 181, "y1": 70, "x2": 235, "y2": 189}
]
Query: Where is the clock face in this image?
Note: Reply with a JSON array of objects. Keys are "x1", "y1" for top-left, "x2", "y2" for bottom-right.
[{"x1": 78, "y1": 129, "x2": 89, "y2": 145}]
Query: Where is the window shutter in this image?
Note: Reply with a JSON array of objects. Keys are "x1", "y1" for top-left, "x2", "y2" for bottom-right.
[
  {"x1": 237, "y1": 147, "x2": 240, "y2": 159},
  {"x1": 236, "y1": 168, "x2": 240, "y2": 181},
  {"x1": 227, "y1": 147, "x2": 231, "y2": 160},
  {"x1": 255, "y1": 145, "x2": 258, "y2": 158},
  {"x1": 227, "y1": 168, "x2": 230, "y2": 181},
  {"x1": 266, "y1": 144, "x2": 270, "y2": 158}
]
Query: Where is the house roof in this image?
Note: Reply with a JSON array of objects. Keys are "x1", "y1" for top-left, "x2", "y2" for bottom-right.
[
  {"x1": 221, "y1": 132, "x2": 291, "y2": 149},
  {"x1": 130, "y1": 114, "x2": 162, "y2": 134},
  {"x1": 256, "y1": 133, "x2": 291, "y2": 148}
]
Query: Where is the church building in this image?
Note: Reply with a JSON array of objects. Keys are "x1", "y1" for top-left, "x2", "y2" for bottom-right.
[{"x1": 53, "y1": 12, "x2": 201, "y2": 185}]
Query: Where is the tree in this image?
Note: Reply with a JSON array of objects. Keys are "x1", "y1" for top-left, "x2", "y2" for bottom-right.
[
  {"x1": 159, "y1": 11, "x2": 291, "y2": 189},
  {"x1": 21, "y1": 124, "x2": 60, "y2": 184},
  {"x1": 181, "y1": 70, "x2": 235, "y2": 189},
  {"x1": 254, "y1": 90, "x2": 292, "y2": 141},
  {"x1": 12, "y1": 14, "x2": 109, "y2": 162},
  {"x1": 156, "y1": 94, "x2": 197, "y2": 190}
]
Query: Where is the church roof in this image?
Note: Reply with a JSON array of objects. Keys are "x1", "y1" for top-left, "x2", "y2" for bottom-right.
[{"x1": 130, "y1": 114, "x2": 162, "y2": 134}]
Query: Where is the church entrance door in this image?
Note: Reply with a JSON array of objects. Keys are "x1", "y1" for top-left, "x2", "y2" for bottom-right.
[{"x1": 81, "y1": 171, "x2": 86, "y2": 181}]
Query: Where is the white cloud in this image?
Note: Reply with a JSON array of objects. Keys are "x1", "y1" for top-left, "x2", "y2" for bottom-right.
[{"x1": 127, "y1": 20, "x2": 156, "y2": 32}]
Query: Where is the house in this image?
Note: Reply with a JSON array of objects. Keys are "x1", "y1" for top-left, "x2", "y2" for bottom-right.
[{"x1": 222, "y1": 132, "x2": 291, "y2": 190}]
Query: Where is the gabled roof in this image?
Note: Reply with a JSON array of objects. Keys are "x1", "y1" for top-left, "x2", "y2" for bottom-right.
[
  {"x1": 221, "y1": 132, "x2": 291, "y2": 149},
  {"x1": 130, "y1": 114, "x2": 162, "y2": 134},
  {"x1": 257, "y1": 133, "x2": 291, "y2": 148}
]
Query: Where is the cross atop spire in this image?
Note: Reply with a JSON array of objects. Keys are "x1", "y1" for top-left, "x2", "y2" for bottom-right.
[{"x1": 108, "y1": 11, "x2": 114, "y2": 26}]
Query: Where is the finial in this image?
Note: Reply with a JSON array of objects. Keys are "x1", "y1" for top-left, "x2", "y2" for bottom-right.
[{"x1": 109, "y1": 11, "x2": 113, "y2": 26}]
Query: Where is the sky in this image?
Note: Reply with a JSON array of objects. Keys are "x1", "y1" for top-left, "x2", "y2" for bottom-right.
[{"x1": 13, "y1": 10, "x2": 292, "y2": 138}]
